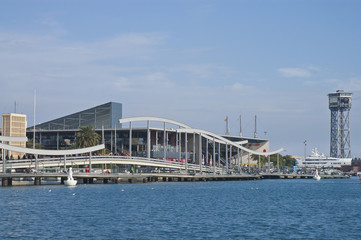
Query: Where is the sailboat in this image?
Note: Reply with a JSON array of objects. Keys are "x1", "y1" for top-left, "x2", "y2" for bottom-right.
[{"x1": 313, "y1": 169, "x2": 321, "y2": 181}]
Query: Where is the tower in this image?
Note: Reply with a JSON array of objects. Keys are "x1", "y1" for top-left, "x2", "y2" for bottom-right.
[{"x1": 328, "y1": 90, "x2": 352, "y2": 158}]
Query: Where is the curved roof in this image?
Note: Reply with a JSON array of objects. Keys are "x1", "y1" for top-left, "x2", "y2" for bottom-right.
[
  {"x1": 119, "y1": 116, "x2": 192, "y2": 128},
  {"x1": 177, "y1": 128, "x2": 283, "y2": 155},
  {"x1": 0, "y1": 136, "x2": 28, "y2": 142},
  {"x1": 0, "y1": 143, "x2": 105, "y2": 156},
  {"x1": 119, "y1": 116, "x2": 284, "y2": 156}
]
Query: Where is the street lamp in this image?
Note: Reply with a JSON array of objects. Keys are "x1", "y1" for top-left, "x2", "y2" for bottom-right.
[{"x1": 304, "y1": 140, "x2": 307, "y2": 161}]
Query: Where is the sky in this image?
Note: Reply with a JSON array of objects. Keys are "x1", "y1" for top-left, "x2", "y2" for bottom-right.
[{"x1": 1, "y1": 0, "x2": 361, "y2": 157}]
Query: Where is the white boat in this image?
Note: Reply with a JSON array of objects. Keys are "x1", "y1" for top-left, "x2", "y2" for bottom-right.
[
  {"x1": 64, "y1": 167, "x2": 77, "y2": 186},
  {"x1": 313, "y1": 169, "x2": 321, "y2": 181},
  {"x1": 297, "y1": 148, "x2": 352, "y2": 168}
]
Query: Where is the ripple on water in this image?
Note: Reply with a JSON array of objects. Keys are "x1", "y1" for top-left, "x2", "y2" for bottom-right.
[{"x1": 1, "y1": 178, "x2": 361, "y2": 239}]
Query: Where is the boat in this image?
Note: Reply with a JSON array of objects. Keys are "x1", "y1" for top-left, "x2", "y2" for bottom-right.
[
  {"x1": 313, "y1": 169, "x2": 321, "y2": 181},
  {"x1": 296, "y1": 148, "x2": 352, "y2": 168},
  {"x1": 64, "y1": 167, "x2": 77, "y2": 186}
]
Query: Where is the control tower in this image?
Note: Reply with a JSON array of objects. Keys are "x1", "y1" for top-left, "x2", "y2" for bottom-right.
[{"x1": 328, "y1": 90, "x2": 352, "y2": 158}]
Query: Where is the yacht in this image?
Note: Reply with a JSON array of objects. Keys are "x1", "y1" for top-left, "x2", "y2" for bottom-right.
[{"x1": 296, "y1": 148, "x2": 352, "y2": 168}]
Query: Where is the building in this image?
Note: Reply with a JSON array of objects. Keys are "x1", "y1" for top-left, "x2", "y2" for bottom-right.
[
  {"x1": 1, "y1": 113, "x2": 27, "y2": 159},
  {"x1": 26, "y1": 102, "x2": 122, "y2": 150},
  {"x1": 25, "y1": 102, "x2": 269, "y2": 167}
]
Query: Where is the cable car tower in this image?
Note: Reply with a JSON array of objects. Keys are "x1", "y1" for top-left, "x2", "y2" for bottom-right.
[{"x1": 328, "y1": 90, "x2": 352, "y2": 158}]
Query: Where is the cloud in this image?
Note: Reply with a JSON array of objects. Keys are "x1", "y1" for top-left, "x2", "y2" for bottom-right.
[{"x1": 278, "y1": 68, "x2": 312, "y2": 78}]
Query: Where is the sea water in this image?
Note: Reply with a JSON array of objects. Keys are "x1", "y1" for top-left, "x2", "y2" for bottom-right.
[{"x1": 1, "y1": 177, "x2": 361, "y2": 239}]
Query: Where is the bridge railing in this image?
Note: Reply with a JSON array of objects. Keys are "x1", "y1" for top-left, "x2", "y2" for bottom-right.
[{"x1": 0, "y1": 155, "x2": 224, "y2": 174}]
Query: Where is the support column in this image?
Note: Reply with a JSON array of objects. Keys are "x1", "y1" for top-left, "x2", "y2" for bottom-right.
[
  {"x1": 248, "y1": 152, "x2": 250, "y2": 173},
  {"x1": 193, "y1": 133, "x2": 195, "y2": 164},
  {"x1": 258, "y1": 155, "x2": 261, "y2": 171},
  {"x1": 35, "y1": 154, "x2": 38, "y2": 172},
  {"x1": 2, "y1": 148, "x2": 5, "y2": 173},
  {"x1": 34, "y1": 177, "x2": 41, "y2": 185},
  {"x1": 114, "y1": 124, "x2": 117, "y2": 154},
  {"x1": 156, "y1": 131, "x2": 158, "y2": 151},
  {"x1": 229, "y1": 146, "x2": 232, "y2": 169},
  {"x1": 185, "y1": 132, "x2": 188, "y2": 171},
  {"x1": 147, "y1": 120, "x2": 151, "y2": 160},
  {"x1": 199, "y1": 133, "x2": 202, "y2": 173},
  {"x1": 64, "y1": 155, "x2": 67, "y2": 172},
  {"x1": 213, "y1": 137, "x2": 216, "y2": 174},
  {"x1": 268, "y1": 155, "x2": 270, "y2": 173},
  {"x1": 225, "y1": 144, "x2": 228, "y2": 172},
  {"x1": 277, "y1": 153, "x2": 280, "y2": 173},
  {"x1": 178, "y1": 132, "x2": 182, "y2": 162},
  {"x1": 163, "y1": 122, "x2": 166, "y2": 159},
  {"x1": 129, "y1": 122, "x2": 132, "y2": 157},
  {"x1": 89, "y1": 152, "x2": 92, "y2": 172},
  {"x1": 237, "y1": 148, "x2": 240, "y2": 172},
  {"x1": 218, "y1": 142, "x2": 220, "y2": 168},
  {"x1": 56, "y1": 132, "x2": 59, "y2": 150},
  {"x1": 205, "y1": 138, "x2": 208, "y2": 166},
  {"x1": 2, "y1": 178, "x2": 8, "y2": 186}
]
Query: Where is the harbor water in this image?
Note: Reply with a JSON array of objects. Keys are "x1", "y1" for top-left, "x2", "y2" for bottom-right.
[{"x1": 1, "y1": 177, "x2": 361, "y2": 239}]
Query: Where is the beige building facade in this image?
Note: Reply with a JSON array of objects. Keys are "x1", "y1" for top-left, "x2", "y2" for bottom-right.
[{"x1": 1, "y1": 113, "x2": 27, "y2": 159}]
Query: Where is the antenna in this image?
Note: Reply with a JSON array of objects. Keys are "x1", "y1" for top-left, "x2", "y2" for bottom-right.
[
  {"x1": 238, "y1": 115, "x2": 242, "y2": 137},
  {"x1": 224, "y1": 116, "x2": 230, "y2": 135}
]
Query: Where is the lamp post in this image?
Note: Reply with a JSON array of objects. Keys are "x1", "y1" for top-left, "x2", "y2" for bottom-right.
[{"x1": 304, "y1": 140, "x2": 307, "y2": 161}]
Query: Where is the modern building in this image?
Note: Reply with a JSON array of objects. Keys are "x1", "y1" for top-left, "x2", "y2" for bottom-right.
[
  {"x1": 26, "y1": 102, "x2": 122, "y2": 150},
  {"x1": 25, "y1": 102, "x2": 269, "y2": 167},
  {"x1": 1, "y1": 113, "x2": 27, "y2": 159}
]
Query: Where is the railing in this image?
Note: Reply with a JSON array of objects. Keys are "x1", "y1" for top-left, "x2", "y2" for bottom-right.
[{"x1": 0, "y1": 155, "x2": 223, "y2": 174}]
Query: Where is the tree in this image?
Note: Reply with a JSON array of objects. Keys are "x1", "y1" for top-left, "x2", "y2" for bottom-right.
[
  {"x1": 26, "y1": 138, "x2": 43, "y2": 149},
  {"x1": 75, "y1": 126, "x2": 101, "y2": 148},
  {"x1": 251, "y1": 154, "x2": 296, "y2": 169}
]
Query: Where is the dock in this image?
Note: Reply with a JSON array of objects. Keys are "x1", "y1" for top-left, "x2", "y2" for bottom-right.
[{"x1": 0, "y1": 172, "x2": 349, "y2": 186}]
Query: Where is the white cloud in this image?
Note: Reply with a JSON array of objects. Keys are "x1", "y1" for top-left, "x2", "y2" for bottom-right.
[{"x1": 278, "y1": 68, "x2": 312, "y2": 78}]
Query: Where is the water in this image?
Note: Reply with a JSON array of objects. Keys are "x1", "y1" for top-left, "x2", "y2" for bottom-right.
[{"x1": 1, "y1": 177, "x2": 361, "y2": 239}]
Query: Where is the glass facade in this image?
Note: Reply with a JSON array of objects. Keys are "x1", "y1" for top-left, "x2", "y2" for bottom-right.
[{"x1": 28, "y1": 102, "x2": 122, "y2": 131}]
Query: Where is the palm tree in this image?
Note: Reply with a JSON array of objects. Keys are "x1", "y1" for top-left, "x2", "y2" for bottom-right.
[{"x1": 75, "y1": 126, "x2": 101, "y2": 148}]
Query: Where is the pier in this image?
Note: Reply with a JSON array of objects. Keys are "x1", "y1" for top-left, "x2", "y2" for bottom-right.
[{"x1": 0, "y1": 171, "x2": 349, "y2": 186}]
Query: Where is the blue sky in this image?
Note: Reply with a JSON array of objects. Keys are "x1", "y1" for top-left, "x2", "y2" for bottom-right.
[{"x1": 1, "y1": 0, "x2": 361, "y2": 156}]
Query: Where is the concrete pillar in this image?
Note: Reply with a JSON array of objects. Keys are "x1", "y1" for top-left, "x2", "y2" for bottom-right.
[
  {"x1": 128, "y1": 178, "x2": 136, "y2": 184},
  {"x1": 2, "y1": 178, "x2": 8, "y2": 186},
  {"x1": 34, "y1": 177, "x2": 41, "y2": 185}
]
